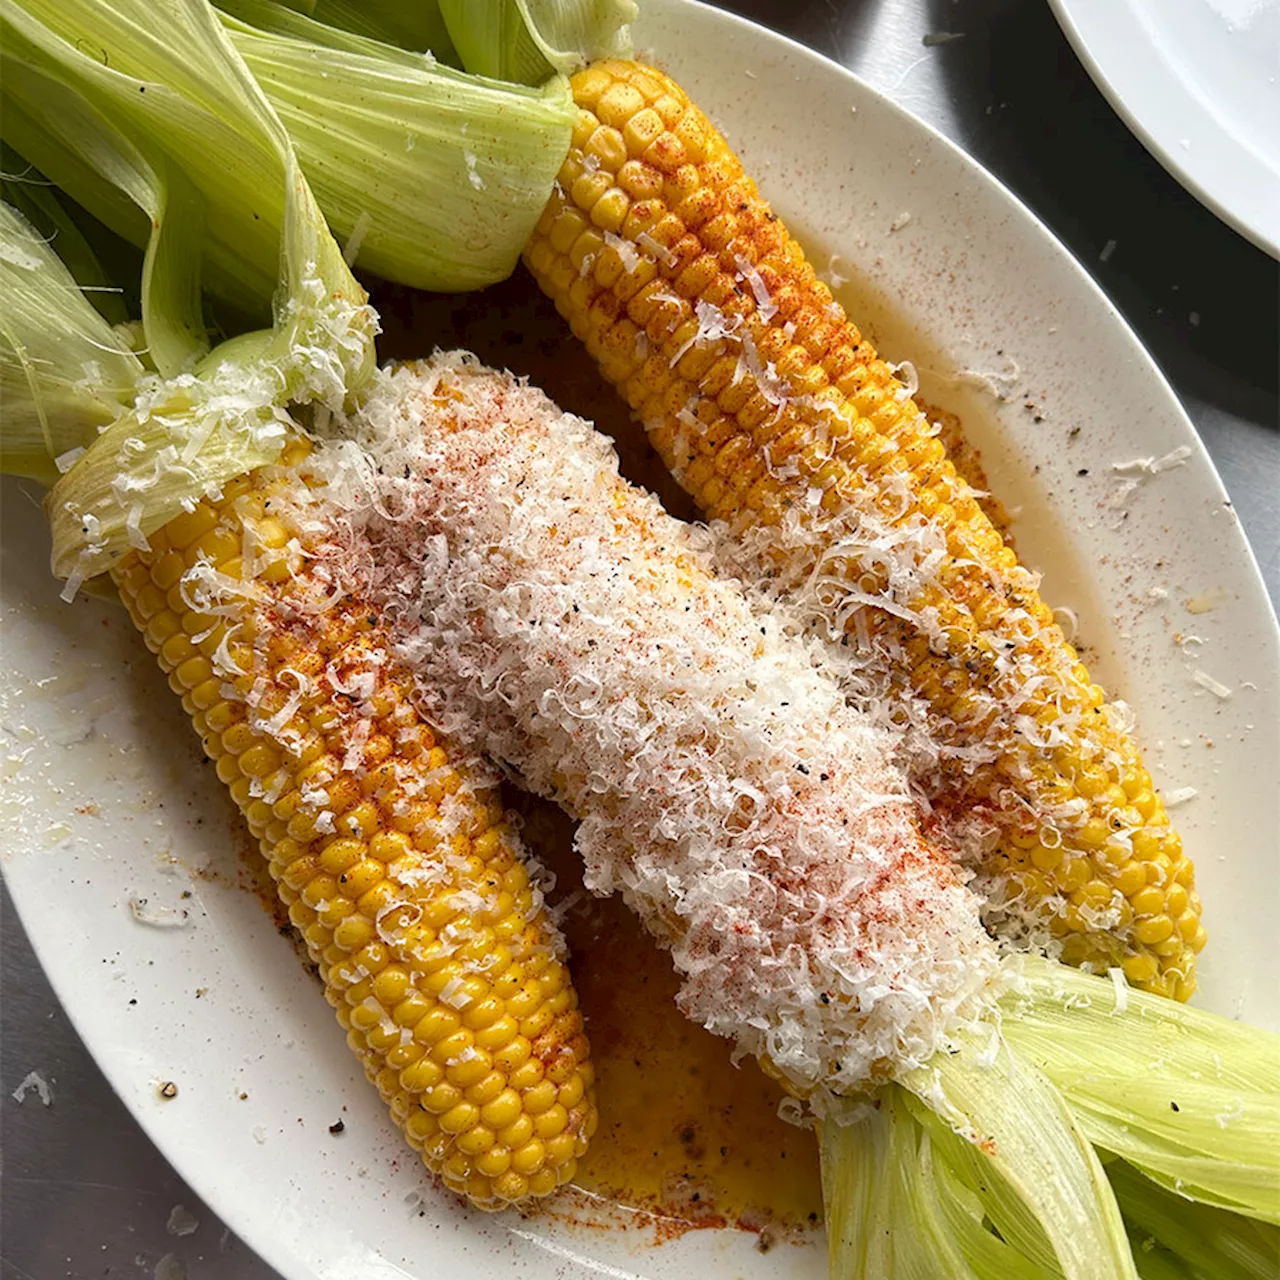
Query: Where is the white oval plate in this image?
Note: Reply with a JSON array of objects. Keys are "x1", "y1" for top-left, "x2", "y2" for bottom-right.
[
  {"x1": 3, "y1": 3, "x2": 1278, "y2": 1278},
  {"x1": 1048, "y1": 0, "x2": 1280, "y2": 257}
]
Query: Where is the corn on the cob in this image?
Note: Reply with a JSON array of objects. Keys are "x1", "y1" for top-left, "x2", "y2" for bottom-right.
[
  {"x1": 307, "y1": 355, "x2": 1000, "y2": 1101},
  {"x1": 523, "y1": 59, "x2": 1203, "y2": 999},
  {"x1": 110, "y1": 438, "x2": 595, "y2": 1208}
]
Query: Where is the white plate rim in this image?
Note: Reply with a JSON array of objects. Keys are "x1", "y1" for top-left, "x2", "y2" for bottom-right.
[
  {"x1": 1047, "y1": 0, "x2": 1280, "y2": 258},
  {"x1": 3, "y1": 2, "x2": 1278, "y2": 1278}
]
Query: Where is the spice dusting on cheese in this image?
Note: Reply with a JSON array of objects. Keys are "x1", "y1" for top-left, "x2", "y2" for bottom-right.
[{"x1": 294, "y1": 354, "x2": 1001, "y2": 1106}]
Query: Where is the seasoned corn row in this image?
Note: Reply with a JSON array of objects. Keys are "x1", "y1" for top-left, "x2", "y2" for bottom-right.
[
  {"x1": 524, "y1": 59, "x2": 1204, "y2": 999},
  {"x1": 111, "y1": 440, "x2": 595, "y2": 1208}
]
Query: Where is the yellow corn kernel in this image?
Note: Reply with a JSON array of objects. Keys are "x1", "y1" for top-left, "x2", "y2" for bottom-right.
[
  {"x1": 498, "y1": 1114, "x2": 536, "y2": 1152},
  {"x1": 511, "y1": 1138, "x2": 547, "y2": 1175},
  {"x1": 480, "y1": 1088, "x2": 524, "y2": 1132}
]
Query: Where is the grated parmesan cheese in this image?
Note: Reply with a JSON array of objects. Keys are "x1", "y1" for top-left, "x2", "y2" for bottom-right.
[
  {"x1": 55, "y1": 447, "x2": 85, "y2": 474},
  {"x1": 636, "y1": 230, "x2": 677, "y2": 268},
  {"x1": 1112, "y1": 447, "x2": 1192, "y2": 476},
  {"x1": 1192, "y1": 670, "x2": 1232, "y2": 699},
  {"x1": 439, "y1": 976, "x2": 474, "y2": 1010},
  {"x1": 342, "y1": 212, "x2": 372, "y2": 268},
  {"x1": 734, "y1": 253, "x2": 778, "y2": 320},
  {"x1": 1107, "y1": 967, "x2": 1129, "y2": 1014},
  {"x1": 128, "y1": 897, "x2": 191, "y2": 929},
  {"x1": 669, "y1": 298, "x2": 742, "y2": 367},
  {"x1": 301, "y1": 355, "x2": 1002, "y2": 1104},
  {"x1": 10, "y1": 1070, "x2": 53, "y2": 1106},
  {"x1": 603, "y1": 230, "x2": 640, "y2": 274}
]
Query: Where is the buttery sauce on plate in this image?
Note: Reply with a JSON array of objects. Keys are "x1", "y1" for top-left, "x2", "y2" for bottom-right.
[{"x1": 515, "y1": 798, "x2": 823, "y2": 1238}]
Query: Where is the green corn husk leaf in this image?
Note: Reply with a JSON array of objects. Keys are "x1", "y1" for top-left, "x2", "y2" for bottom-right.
[
  {"x1": 822, "y1": 958, "x2": 1280, "y2": 1279},
  {"x1": 824, "y1": 1077, "x2": 1280, "y2": 1280},
  {"x1": 219, "y1": 0, "x2": 577, "y2": 292},
  {"x1": 216, "y1": 0, "x2": 441, "y2": 61},
  {"x1": 0, "y1": 0, "x2": 370, "y2": 327},
  {"x1": 900, "y1": 1036, "x2": 1137, "y2": 1280},
  {"x1": 3, "y1": 0, "x2": 273, "y2": 315},
  {"x1": 438, "y1": 0, "x2": 636, "y2": 85},
  {"x1": 0, "y1": 162, "x2": 132, "y2": 325},
  {"x1": 821, "y1": 1089, "x2": 1058, "y2": 1279},
  {"x1": 929, "y1": 1147, "x2": 1059, "y2": 1280},
  {"x1": 0, "y1": 74, "x2": 151, "y2": 285},
  {"x1": 1002, "y1": 956, "x2": 1280, "y2": 1225},
  {"x1": 304, "y1": 0, "x2": 457, "y2": 61},
  {"x1": 0, "y1": 53, "x2": 209, "y2": 367},
  {"x1": 0, "y1": 0, "x2": 375, "y2": 584},
  {"x1": 913, "y1": 1105, "x2": 1280, "y2": 1280},
  {"x1": 1109, "y1": 1160, "x2": 1280, "y2": 1280},
  {"x1": 1126, "y1": 1235, "x2": 1190, "y2": 1280},
  {"x1": 904, "y1": 1090, "x2": 1064, "y2": 1273},
  {"x1": 0, "y1": 200, "x2": 144, "y2": 484}
]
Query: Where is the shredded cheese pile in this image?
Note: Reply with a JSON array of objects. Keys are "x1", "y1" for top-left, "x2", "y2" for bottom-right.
[{"x1": 297, "y1": 354, "x2": 1002, "y2": 1104}]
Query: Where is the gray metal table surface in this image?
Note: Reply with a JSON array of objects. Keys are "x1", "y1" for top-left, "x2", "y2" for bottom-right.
[{"x1": 3, "y1": 3, "x2": 1276, "y2": 1278}]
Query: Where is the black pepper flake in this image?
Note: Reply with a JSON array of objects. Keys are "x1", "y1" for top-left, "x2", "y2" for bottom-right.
[
  {"x1": 1077, "y1": 468, "x2": 1089, "y2": 476},
  {"x1": 329, "y1": 1119, "x2": 346, "y2": 1135},
  {"x1": 159, "y1": 1081, "x2": 178, "y2": 1099},
  {"x1": 1170, "y1": 1101, "x2": 1180, "y2": 1112}
]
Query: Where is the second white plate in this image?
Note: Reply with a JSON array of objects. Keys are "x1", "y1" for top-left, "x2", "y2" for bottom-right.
[{"x1": 1049, "y1": 0, "x2": 1280, "y2": 256}]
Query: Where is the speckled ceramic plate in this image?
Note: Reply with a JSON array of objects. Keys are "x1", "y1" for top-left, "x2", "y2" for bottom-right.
[
  {"x1": 3, "y1": 2, "x2": 1277, "y2": 1278},
  {"x1": 1049, "y1": 0, "x2": 1280, "y2": 257}
]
